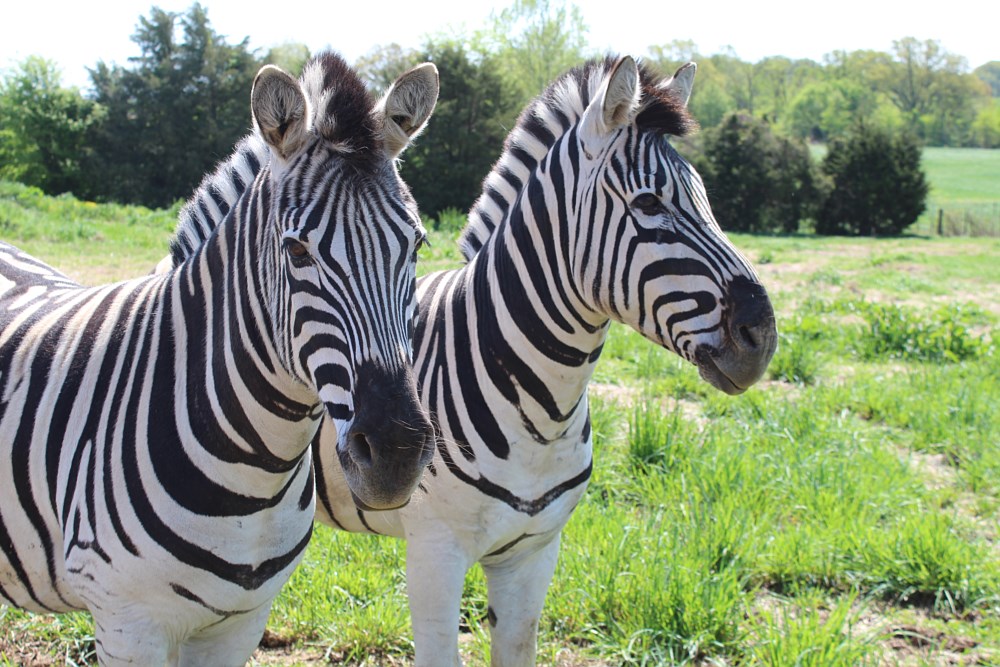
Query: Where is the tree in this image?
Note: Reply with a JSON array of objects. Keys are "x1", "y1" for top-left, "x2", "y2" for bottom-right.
[
  {"x1": 477, "y1": 0, "x2": 589, "y2": 105},
  {"x1": 877, "y1": 38, "x2": 989, "y2": 145},
  {"x1": 817, "y1": 123, "x2": 927, "y2": 236},
  {"x1": 974, "y1": 62, "x2": 1000, "y2": 96},
  {"x1": 783, "y1": 79, "x2": 885, "y2": 141},
  {"x1": 646, "y1": 42, "x2": 736, "y2": 128},
  {"x1": 263, "y1": 42, "x2": 310, "y2": 78},
  {"x1": 0, "y1": 57, "x2": 102, "y2": 195},
  {"x1": 970, "y1": 100, "x2": 1000, "y2": 148},
  {"x1": 697, "y1": 112, "x2": 819, "y2": 234},
  {"x1": 398, "y1": 41, "x2": 515, "y2": 218},
  {"x1": 84, "y1": 3, "x2": 259, "y2": 206},
  {"x1": 355, "y1": 43, "x2": 421, "y2": 92}
]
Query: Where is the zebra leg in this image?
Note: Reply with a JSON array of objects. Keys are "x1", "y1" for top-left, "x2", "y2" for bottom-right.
[
  {"x1": 174, "y1": 603, "x2": 272, "y2": 666},
  {"x1": 91, "y1": 613, "x2": 172, "y2": 666},
  {"x1": 481, "y1": 535, "x2": 562, "y2": 667},
  {"x1": 406, "y1": 534, "x2": 471, "y2": 667}
]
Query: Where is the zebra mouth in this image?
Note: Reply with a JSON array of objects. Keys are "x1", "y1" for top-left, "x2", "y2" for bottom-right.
[
  {"x1": 348, "y1": 487, "x2": 410, "y2": 512},
  {"x1": 694, "y1": 345, "x2": 745, "y2": 395}
]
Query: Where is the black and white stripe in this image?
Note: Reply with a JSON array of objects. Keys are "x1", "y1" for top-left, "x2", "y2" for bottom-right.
[
  {"x1": 0, "y1": 52, "x2": 437, "y2": 665},
  {"x1": 163, "y1": 55, "x2": 776, "y2": 666}
]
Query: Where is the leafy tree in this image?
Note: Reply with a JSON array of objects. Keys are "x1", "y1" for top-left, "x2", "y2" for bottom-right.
[
  {"x1": 970, "y1": 100, "x2": 1000, "y2": 148},
  {"x1": 646, "y1": 42, "x2": 736, "y2": 128},
  {"x1": 0, "y1": 57, "x2": 102, "y2": 195},
  {"x1": 878, "y1": 38, "x2": 989, "y2": 145},
  {"x1": 263, "y1": 42, "x2": 310, "y2": 78},
  {"x1": 974, "y1": 62, "x2": 1000, "y2": 96},
  {"x1": 477, "y1": 0, "x2": 589, "y2": 105},
  {"x1": 817, "y1": 123, "x2": 927, "y2": 236},
  {"x1": 398, "y1": 41, "x2": 515, "y2": 218},
  {"x1": 697, "y1": 112, "x2": 819, "y2": 234},
  {"x1": 84, "y1": 3, "x2": 258, "y2": 206},
  {"x1": 355, "y1": 43, "x2": 422, "y2": 92},
  {"x1": 783, "y1": 79, "x2": 885, "y2": 141}
]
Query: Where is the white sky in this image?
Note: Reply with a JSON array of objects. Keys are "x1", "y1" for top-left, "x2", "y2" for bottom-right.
[{"x1": 1, "y1": 0, "x2": 996, "y2": 91}]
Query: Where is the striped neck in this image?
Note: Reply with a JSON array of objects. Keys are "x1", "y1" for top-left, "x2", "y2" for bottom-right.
[
  {"x1": 166, "y1": 181, "x2": 320, "y2": 474},
  {"x1": 455, "y1": 165, "x2": 610, "y2": 446}
]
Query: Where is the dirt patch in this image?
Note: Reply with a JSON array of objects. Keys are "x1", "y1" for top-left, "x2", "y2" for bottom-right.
[
  {"x1": 589, "y1": 382, "x2": 705, "y2": 426},
  {"x1": 747, "y1": 592, "x2": 995, "y2": 667}
]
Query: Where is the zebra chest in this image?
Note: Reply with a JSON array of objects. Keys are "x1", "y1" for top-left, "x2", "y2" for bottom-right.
[{"x1": 415, "y1": 435, "x2": 592, "y2": 561}]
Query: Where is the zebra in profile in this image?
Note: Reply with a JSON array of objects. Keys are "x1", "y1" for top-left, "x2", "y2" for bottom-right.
[
  {"x1": 164, "y1": 55, "x2": 777, "y2": 666},
  {"x1": 0, "y1": 52, "x2": 438, "y2": 665}
]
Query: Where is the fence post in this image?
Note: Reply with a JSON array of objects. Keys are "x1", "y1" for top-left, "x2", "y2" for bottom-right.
[{"x1": 937, "y1": 208, "x2": 944, "y2": 236}]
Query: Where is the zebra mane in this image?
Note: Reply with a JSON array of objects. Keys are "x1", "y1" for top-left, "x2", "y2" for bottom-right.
[
  {"x1": 458, "y1": 55, "x2": 697, "y2": 261},
  {"x1": 299, "y1": 51, "x2": 379, "y2": 157}
]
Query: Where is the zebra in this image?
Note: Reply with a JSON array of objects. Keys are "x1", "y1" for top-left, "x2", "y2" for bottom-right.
[
  {"x1": 163, "y1": 55, "x2": 777, "y2": 666},
  {"x1": 0, "y1": 52, "x2": 438, "y2": 665}
]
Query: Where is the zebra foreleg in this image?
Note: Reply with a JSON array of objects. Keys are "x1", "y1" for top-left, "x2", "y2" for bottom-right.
[
  {"x1": 481, "y1": 535, "x2": 561, "y2": 667},
  {"x1": 91, "y1": 612, "x2": 173, "y2": 666},
  {"x1": 406, "y1": 534, "x2": 472, "y2": 667},
  {"x1": 175, "y1": 603, "x2": 273, "y2": 666}
]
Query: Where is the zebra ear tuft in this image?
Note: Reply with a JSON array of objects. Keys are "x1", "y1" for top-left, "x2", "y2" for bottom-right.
[
  {"x1": 251, "y1": 65, "x2": 310, "y2": 161},
  {"x1": 581, "y1": 56, "x2": 641, "y2": 139},
  {"x1": 659, "y1": 62, "x2": 697, "y2": 108},
  {"x1": 376, "y1": 62, "x2": 439, "y2": 159}
]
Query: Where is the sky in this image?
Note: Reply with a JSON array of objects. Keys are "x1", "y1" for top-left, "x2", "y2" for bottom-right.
[{"x1": 1, "y1": 0, "x2": 996, "y2": 91}]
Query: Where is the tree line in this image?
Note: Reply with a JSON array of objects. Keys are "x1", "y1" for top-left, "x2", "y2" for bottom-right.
[{"x1": 1, "y1": 1, "x2": 994, "y2": 234}]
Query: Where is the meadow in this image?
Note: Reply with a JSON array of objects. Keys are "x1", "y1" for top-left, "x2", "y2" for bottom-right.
[{"x1": 0, "y1": 175, "x2": 997, "y2": 666}]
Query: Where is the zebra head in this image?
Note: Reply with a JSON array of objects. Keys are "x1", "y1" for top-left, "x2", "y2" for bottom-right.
[
  {"x1": 474, "y1": 56, "x2": 773, "y2": 394},
  {"x1": 576, "y1": 56, "x2": 776, "y2": 393},
  {"x1": 249, "y1": 54, "x2": 437, "y2": 509}
]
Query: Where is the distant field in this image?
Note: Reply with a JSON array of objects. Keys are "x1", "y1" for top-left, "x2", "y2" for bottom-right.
[
  {"x1": 0, "y1": 183, "x2": 997, "y2": 666},
  {"x1": 922, "y1": 147, "x2": 1000, "y2": 202}
]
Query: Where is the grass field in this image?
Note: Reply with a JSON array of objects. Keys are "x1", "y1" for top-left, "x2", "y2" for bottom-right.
[{"x1": 0, "y1": 178, "x2": 998, "y2": 666}]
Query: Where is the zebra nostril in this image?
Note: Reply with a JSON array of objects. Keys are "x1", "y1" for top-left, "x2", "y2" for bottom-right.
[
  {"x1": 347, "y1": 432, "x2": 374, "y2": 469},
  {"x1": 738, "y1": 324, "x2": 759, "y2": 349}
]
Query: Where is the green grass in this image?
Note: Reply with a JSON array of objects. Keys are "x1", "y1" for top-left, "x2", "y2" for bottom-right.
[
  {"x1": 1, "y1": 184, "x2": 998, "y2": 666},
  {"x1": 921, "y1": 147, "x2": 1000, "y2": 202}
]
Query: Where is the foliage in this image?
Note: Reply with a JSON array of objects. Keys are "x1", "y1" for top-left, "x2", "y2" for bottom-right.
[
  {"x1": 817, "y1": 123, "x2": 928, "y2": 236},
  {"x1": 974, "y1": 61, "x2": 1000, "y2": 96},
  {"x1": 696, "y1": 112, "x2": 820, "y2": 233},
  {"x1": 83, "y1": 3, "x2": 260, "y2": 207},
  {"x1": 0, "y1": 57, "x2": 102, "y2": 196},
  {"x1": 475, "y1": 0, "x2": 589, "y2": 103},
  {"x1": 970, "y1": 99, "x2": 1000, "y2": 148},
  {"x1": 852, "y1": 301, "x2": 991, "y2": 362},
  {"x1": 880, "y1": 38, "x2": 989, "y2": 146},
  {"x1": 398, "y1": 42, "x2": 516, "y2": 217}
]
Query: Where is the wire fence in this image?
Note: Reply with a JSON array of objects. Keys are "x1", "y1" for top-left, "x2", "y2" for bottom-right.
[{"x1": 909, "y1": 201, "x2": 1000, "y2": 237}]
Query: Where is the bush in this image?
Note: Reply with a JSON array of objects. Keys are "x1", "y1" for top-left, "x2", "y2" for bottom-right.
[
  {"x1": 817, "y1": 124, "x2": 928, "y2": 236},
  {"x1": 853, "y1": 302, "x2": 991, "y2": 363},
  {"x1": 697, "y1": 112, "x2": 820, "y2": 234}
]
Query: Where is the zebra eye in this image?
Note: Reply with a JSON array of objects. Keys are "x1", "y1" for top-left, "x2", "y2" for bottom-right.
[
  {"x1": 282, "y1": 238, "x2": 312, "y2": 265},
  {"x1": 631, "y1": 193, "x2": 662, "y2": 215}
]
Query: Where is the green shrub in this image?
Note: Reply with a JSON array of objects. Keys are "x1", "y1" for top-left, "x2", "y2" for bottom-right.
[
  {"x1": 697, "y1": 112, "x2": 820, "y2": 234},
  {"x1": 817, "y1": 124, "x2": 928, "y2": 236},
  {"x1": 854, "y1": 302, "x2": 991, "y2": 362}
]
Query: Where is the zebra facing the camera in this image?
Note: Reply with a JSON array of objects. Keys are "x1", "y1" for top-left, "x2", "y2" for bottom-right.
[{"x1": 0, "y1": 52, "x2": 438, "y2": 665}]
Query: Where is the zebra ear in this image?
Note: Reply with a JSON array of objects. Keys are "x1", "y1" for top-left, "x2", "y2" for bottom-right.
[
  {"x1": 376, "y1": 62, "x2": 440, "y2": 159},
  {"x1": 251, "y1": 65, "x2": 310, "y2": 161},
  {"x1": 581, "y1": 55, "x2": 641, "y2": 139},
  {"x1": 659, "y1": 62, "x2": 697, "y2": 108}
]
